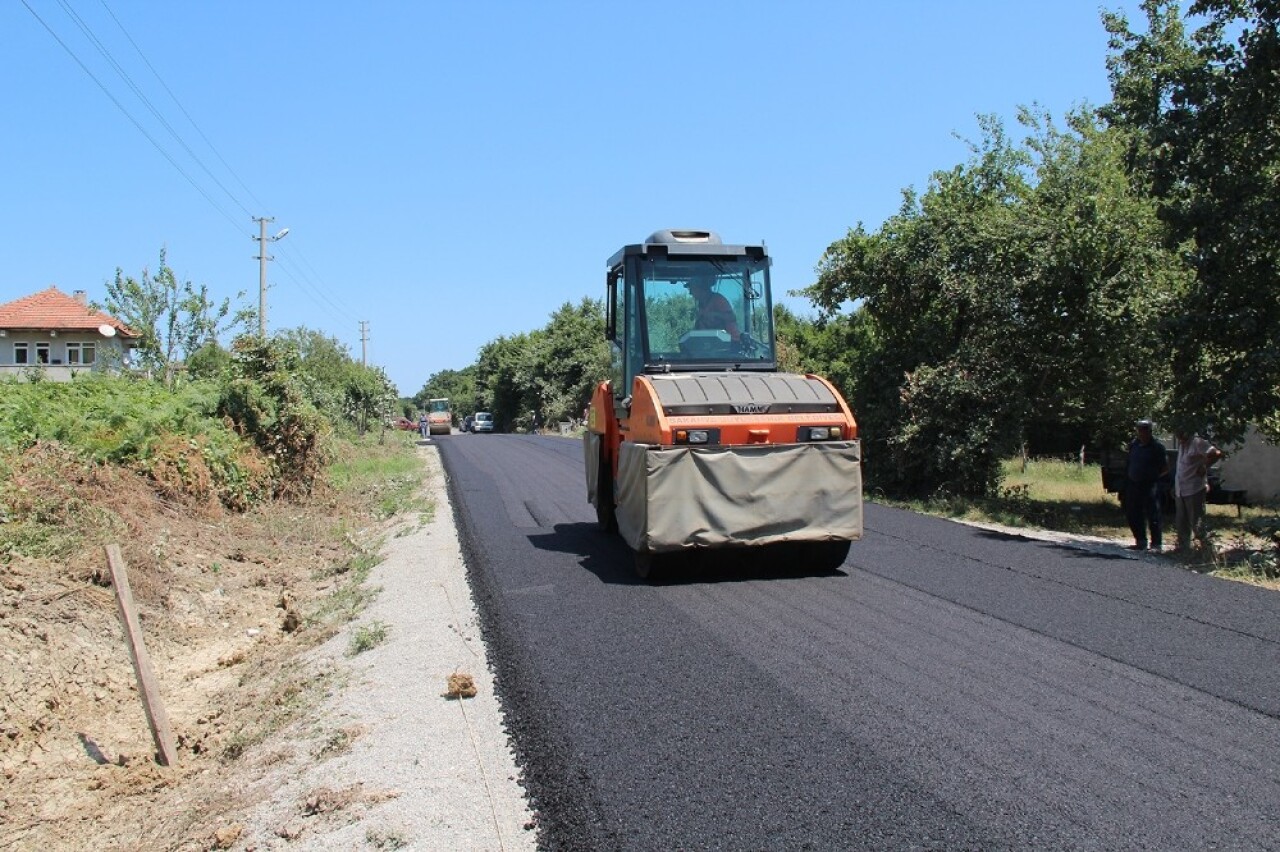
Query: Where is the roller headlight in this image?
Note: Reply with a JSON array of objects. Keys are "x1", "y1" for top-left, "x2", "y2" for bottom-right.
[{"x1": 797, "y1": 426, "x2": 844, "y2": 442}]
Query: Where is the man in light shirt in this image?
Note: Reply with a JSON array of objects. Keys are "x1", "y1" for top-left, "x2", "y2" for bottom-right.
[{"x1": 1173, "y1": 430, "x2": 1225, "y2": 552}]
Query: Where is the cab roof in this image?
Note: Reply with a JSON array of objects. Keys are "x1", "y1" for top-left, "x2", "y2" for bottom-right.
[{"x1": 608, "y1": 229, "x2": 769, "y2": 267}]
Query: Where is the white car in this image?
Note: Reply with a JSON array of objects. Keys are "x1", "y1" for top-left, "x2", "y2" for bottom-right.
[{"x1": 473, "y1": 411, "x2": 495, "y2": 433}]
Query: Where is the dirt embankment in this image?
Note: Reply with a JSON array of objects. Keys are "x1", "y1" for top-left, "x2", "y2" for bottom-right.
[{"x1": 0, "y1": 440, "x2": 407, "y2": 850}]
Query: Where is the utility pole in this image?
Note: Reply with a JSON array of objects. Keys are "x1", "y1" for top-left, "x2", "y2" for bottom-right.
[
  {"x1": 359, "y1": 321, "x2": 369, "y2": 366},
  {"x1": 252, "y1": 216, "x2": 289, "y2": 337}
]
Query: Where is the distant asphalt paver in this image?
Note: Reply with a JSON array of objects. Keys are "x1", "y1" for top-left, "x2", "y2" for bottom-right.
[{"x1": 438, "y1": 433, "x2": 1280, "y2": 851}]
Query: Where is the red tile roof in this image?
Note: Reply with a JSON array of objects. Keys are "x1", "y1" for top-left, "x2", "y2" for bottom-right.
[{"x1": 0, "y1": 287, "x2": 139, "y2": 338}]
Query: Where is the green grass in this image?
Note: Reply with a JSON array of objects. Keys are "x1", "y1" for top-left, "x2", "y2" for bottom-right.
[
  {"x1": 328, "y1": 434, "x2": 432, "y2": 521},
  {"x1": 309, "y1": 549, "x2": 383, "y2": 626},
  {"x1": 881, "y1": 459, "x2": 1130, "y2": 538},
  {"x1": 347, "y1": 620, "x2": 389, "y2": 656}
]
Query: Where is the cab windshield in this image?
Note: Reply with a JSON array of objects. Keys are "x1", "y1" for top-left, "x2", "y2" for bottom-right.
[
  {"x1": 637, "y1": 256, "x2": 775, "y2": 369},
  {"x1": 428, "y1": 399, "x2": 450, "y2": 413}
]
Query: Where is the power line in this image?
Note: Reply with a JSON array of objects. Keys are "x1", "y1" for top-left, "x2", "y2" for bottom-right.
[
  {"x1": 22, "y1": 1, "x2": 361, "y2": 342},
  {"x1": 53, "y1": 0, "x2": 253, "y2": 218},
  {"x1": 273, "y1": 242, "x2": 360, "y2": 319},
  {"x1": 18, "y1": 0, "x2": 246, "y2": 236},
  {"x1": 271, "y1": 254, "x2": 357, "y2": 327},
  {"x1": 97, "y1": 0, "x2": 269, "y2": 215}
]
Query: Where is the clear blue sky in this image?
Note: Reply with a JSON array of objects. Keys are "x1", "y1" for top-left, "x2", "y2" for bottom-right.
[{"x1": 2, "y1": 1, "x2": 1146, "y2": 397}]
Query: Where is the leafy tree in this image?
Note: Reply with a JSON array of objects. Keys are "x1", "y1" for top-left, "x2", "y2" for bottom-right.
[
  {"x1": 413, "y1": 366, "x2": 478, "y2": 419},
  {"x1": 274, "y1": 327, "x2": 355, "y2": 423},
  {"x1": 773, "y1": 305, "x2": 864, "y2": 395},
  {"x1": 527, "y1": 299, "x2": 610, "y2": 425},
  {"x1": 344, "y1": 363, "x2": 399, "y2": 438},
  {"x1": 185, "y1": 341, "x2": 232, "y2": 380},
  {"x1": 269, "y1": 327, "x2": 398, "y2": 436},
  {"x1": 469, "y1": 299, "x2": 610, "y2": 431},
  {"x1": 99, "y1": 248, "x2": 254, "y2": 387},
  {"x1": 474, "y1": 332, "x2": 538, "y2": 431},
  {"x1": 803, "y1": 111, "x2": 1186, "y2": 495},
  {"x1": 1103, "y1": 0, "x2": 1280, "y2": 441}
]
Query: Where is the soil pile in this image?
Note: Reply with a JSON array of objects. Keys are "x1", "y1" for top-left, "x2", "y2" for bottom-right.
[{"x1": 0, "y1": 440, "x2": 390, "y2": 850}]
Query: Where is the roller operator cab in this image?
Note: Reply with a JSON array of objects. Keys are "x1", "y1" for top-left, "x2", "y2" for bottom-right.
[{"x1": 585, "y1": 229, "x2": 863, "y2": 578}]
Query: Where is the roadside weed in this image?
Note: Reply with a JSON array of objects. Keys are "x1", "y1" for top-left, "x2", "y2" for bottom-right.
[{"x1": 348, "y1": 620, "x2": 389, "y2": 656}]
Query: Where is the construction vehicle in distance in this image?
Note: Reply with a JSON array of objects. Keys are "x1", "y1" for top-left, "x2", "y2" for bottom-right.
[
  {"x1": 426, "y1": 398, "x2": 452, "y2": 435},
  {"x1": 584, "y1": 229, "x2": 863, "y2": 578}
]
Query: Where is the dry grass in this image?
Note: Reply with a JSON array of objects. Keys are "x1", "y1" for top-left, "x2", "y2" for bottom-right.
[{"x1": 0, "y1": 433, "x2": 429, "y2": 850}]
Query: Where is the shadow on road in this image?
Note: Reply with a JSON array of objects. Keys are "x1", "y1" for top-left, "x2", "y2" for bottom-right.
[
  {"x1": 526, "y1": 522, "x2": 641, "y2": 585},
  {"x1": 527, "y1": 522, "x2": 849, "y2": 586},
  {"x1": 971, "y1": 527, "x2": 1138, "y2": 562}
]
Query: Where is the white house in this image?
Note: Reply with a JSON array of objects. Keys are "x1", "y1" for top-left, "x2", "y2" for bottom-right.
[{"x1": 0, "y1": 286, "x2": 140, "y2": 381}]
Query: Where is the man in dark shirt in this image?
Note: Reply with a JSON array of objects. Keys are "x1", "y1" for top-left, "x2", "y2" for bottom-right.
[{"x1": 1126, "y1": 419, "x2": 1169, "y2": 551}]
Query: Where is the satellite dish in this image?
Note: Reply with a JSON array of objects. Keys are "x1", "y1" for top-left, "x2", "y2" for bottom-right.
[{"x1": 98, "y1": 324, "x2": 117, "y2": 338}]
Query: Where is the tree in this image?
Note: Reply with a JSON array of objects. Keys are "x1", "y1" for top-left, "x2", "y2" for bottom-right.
[
  {"x1": 473, "y1": 333, "x2": 538, "y2": 431},
  {"x1": 184, "y1": 341, "x2": 232, "y2": 380},
  {"x1": 413, "y1": 366, "x2": 478, "y2": 417},
  {"x1": 802, "y1": 111, "x2": 1186, "y2": 495},
  {"x1": 100, "y1": 248, "x2": 254, "y2": 387},
  {"x1": 1104, "y1": 0, "x2": 1280, "y2": 440},
  {"x1": 469, "y1": 299, "x2": 610, "y2": 432},
  {"x1": 267, "y1": 327, "x2": 399, "y2": 435},
  {"x1": 275, "y1": 327, "x2": 355, "y2": 423},
  {"x1": 527, "y1": 299, "x2": 610, "y2": 425}
]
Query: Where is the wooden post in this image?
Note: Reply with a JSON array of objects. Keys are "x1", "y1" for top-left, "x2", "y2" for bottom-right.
[{"x1": 105, "y1": 544, "x2": 178, "y2": 767}]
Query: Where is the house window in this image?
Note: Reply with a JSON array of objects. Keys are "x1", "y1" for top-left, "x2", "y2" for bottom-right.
[
  {"x1": 66, "y1": 342, "x2": 96, "y2": 365},
  {"x1": 35, "y1": 342, "x2": 50, "y2": 364},
  {"x1": 13, "y1": 342, "x2": 28, "y2": 365}
]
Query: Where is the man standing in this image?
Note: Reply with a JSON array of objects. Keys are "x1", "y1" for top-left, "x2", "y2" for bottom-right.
[
  {"x1": 1126, "y1": 419, "x2": 1169, "y2": 551},
  {"x1": 1173, "y1": 430, "x2": 1224, "y2": 552}
]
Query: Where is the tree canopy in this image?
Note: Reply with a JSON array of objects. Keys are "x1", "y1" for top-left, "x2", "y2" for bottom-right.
[
  {"x1": 1103, "y1": 0, "x2": 1280, "y2": 440},
  {"x1": 420, "y1": 298, "x2": 609, "y2": 433},
  {"x1": 99, "y1": 248, "x2": 253, "y2": 387},
  {"x1": 799, "y1": 109, "x2": 1188, "y2": 494}
]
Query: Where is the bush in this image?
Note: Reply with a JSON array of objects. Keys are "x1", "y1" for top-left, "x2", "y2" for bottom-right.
[
  {"x1": 0, "y1": 376, "x2": 276, "y2": 510},
  {"x1": 882, "y1": 362, "x2": 1020, "y2": 497},
  {"x1": 219, "y1": 337, "x2": 332, "y2": 498}
]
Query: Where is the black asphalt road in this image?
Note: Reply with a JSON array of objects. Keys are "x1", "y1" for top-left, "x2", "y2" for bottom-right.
[{"x1": 439, "y1": 434, "x2": 1280, "y2": 850}]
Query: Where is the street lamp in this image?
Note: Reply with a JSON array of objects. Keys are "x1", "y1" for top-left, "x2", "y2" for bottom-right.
[{"x1": 253, "y1": 217, "x2": 289, "y2": 337}]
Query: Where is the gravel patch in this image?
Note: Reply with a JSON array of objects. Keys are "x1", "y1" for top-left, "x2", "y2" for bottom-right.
[
  {"x1": 234, "y1": 443, "x2": 535, "y2": 851},
  {"x1": 949, "y1": 516, "x2": 1169, "y2": 561}
]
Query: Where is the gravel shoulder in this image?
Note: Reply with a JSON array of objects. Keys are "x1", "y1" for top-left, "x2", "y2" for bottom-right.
[{"x1": 234, "y1": 442, "x2": 535, "y2": 850}]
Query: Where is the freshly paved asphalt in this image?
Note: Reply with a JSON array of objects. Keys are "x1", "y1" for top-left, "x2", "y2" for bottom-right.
[{"x1": 440, "y1": 433, "x2": 1280, "y2": 851}]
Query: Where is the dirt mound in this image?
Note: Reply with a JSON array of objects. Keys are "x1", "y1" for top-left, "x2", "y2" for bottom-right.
[{"x1": 0, "y1": 441, "x2": 389, "y2": 850}]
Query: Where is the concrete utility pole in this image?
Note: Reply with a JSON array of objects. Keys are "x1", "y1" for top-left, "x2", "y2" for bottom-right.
[
  {"x1": 360, "y1": 320, "x2": 369, "y2": 366},
  {"x1": 252, "y1": 216, "x2": 289, "y2": 337}
]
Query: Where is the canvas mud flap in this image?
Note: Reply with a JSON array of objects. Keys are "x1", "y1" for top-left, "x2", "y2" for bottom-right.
[{"x1": 615, "y1": 441, "x2": 863, "y2": 553}]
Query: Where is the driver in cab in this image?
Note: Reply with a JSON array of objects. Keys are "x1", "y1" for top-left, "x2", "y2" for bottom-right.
[{"x1": 685, "y1": 276, "x2": 741, "y2": 342}]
